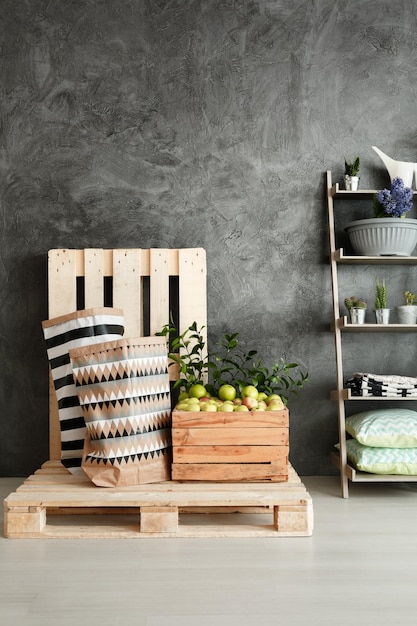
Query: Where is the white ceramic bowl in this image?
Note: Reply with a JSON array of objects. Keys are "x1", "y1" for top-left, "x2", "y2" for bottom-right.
[{"x1": 345, "y1": 218, "x2": 417, "y2": 256}]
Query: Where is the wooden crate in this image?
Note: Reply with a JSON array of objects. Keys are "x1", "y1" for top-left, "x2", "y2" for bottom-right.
[
  {"x1": 171, "y1": 408, "x2": 289, "y2": 482},
  {"x1": 3, "y1": 461, "x2": 313, "y2": 538}
]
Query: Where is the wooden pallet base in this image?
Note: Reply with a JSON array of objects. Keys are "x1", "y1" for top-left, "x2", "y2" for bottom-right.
[{"x1": 3, "y1": 461, "x2": 313, "y2": 538}]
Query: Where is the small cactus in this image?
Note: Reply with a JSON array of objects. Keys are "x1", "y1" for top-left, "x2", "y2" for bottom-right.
[
  {"x1": 404, "y1": 290, "x2": 417, "y2": 305},
  {"x1": 344, "y1": 296, "x2": 367, "y2": 310},
  {"x1": 375, "y1": 278, "x2": 387, "y2": 309}
]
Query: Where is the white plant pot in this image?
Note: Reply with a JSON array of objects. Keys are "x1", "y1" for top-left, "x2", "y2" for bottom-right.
[
  {"x1": 374, "y1": 308, "x2": 391, "y2": 324},
  {"x1": 345, "y1": 218, "x2": 417, "y2": 256},
  {"x1": 396, "y1": 305, "x2": 417, "y2": 324},
  {"x1": 344, "y1": 175, "x2": 359, "y2": 191}
]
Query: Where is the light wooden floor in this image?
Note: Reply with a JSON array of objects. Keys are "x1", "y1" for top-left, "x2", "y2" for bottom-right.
[{"x1": 1, "y1": 475, "x2": 417, "y2": 626}]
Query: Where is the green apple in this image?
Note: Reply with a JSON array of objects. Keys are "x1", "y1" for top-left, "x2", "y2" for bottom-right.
[
  {"x1": 267, "y1": 400, "x2": 285, "y2": 411},
  {"x1": 218, "y1": 402, "x2": 234, "y2": 412},
  {"x1": 257, "y1": 392, "x2": 268, "y2": 402},
  {"x1": 266, "y1": 393, "x2": 282, "y2": 404},
  {"x1": 234, "y1": 404, "x2": 249, "y2": 412},
  {"x1": 178, "y1": 391, "x2": 189, "y2": 402},
  {"x1": 188, "y1": 384, "x2": 208, "y2": 399},
  {"x1": 218, "y1": 384, "x2": 237, "y2": 401},
  {"x1": 241, "y1": 385, "x2": 258, "y2": 399},
  {"x1": 184, "y1": 404, "x2": 201, "y2": 411},
  {"x1": 204, "y1": 404, "x2": 217, "y2": 412},
  {"x1": 175, "y1": 402, "x2": 189, "y2": 411}
]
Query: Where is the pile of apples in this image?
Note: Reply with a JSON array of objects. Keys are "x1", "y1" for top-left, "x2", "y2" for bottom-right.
[{"x1": 174, "y1": 383, "x2": 285, "y2": 413}]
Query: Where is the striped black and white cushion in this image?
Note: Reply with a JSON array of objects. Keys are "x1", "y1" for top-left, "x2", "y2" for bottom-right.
[{"x1": 42, "y1": 308, "x2": 124, "y2": 473}]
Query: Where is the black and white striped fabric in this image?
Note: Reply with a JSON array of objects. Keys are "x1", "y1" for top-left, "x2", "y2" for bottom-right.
[
  {"x1": 346, "y1": 372, "x2": 417, "y2": 397},
  {"x1": 42, "y1": 308, "x2": 124, "y2": 473}
]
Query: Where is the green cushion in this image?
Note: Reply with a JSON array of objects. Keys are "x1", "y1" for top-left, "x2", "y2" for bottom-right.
[
  {"x1": 345, "y1": 408, "x2": 417, "y2": 448},
  {"x1": 345, "y1": 439, "x2": 417, "y2": 475}
]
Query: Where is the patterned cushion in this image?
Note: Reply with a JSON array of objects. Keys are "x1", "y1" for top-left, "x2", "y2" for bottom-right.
[
  {"x1": 346, "y1": 408, "x2": 417, "y2": 448},
  {"x1": 69, "y1": 336, "x2": 172, "y2": 486},
  {"x1": 42, "y1": 308, "x2": 124, "y2": 472},
  {"x1": 346, "y1": 438, "x2": 417, "y2": 475}
]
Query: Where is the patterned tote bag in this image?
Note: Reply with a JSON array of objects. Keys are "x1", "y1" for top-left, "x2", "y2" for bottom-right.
[
  {"x1": 42, "y1": 308, "x2": 125, "y2": 473},
  {"x1": 69, "y1": 336, "x2": 172, "y2": 487}
]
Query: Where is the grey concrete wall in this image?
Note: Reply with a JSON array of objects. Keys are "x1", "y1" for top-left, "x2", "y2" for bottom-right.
[{"x1": 2, "y1": 0, "x2": 417, "y2": 475}]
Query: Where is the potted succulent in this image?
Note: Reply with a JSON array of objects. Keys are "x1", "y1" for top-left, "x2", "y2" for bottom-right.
[
  {"x1": 396, "y1": 290, "x2": 417, "y2": 324},
  {"x1": 344, "y1": 156, "x2": 360, "y2": 191},
  {"x1": 345, "y1": 177, "x2": 417, "y2": 256},
  {"x1": 374, "y1": 278, "x2": 390, "y2": 324},
  {"x1": 344, "y1": 296, "x2": 367, "y2": 324}
]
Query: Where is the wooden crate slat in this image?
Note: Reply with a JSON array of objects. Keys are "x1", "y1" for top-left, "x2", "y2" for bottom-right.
[
  {"x1": 171, "y1": 461, "x2": 289, "y2": 482},
  {"x1": 172, "y1": 411, "x2": 289, "y2": 428},
  {"x1": 173, "y1": 444, "x2": 287, "y2": 463},
  {"x1": 172, "y1": 427, "x2": 289, "y2": 446}
]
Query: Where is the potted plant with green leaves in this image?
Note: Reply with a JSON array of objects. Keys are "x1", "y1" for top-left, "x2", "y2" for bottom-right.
[
  {"x1": 396, "y1": 290, "x2": 417, "y2": 324},
  {"x1": 344, "y1": 156, "x2": 360, "y2": 191},
  {"x1": 374, "y1": 278, "x2": 390, "y2": 324},
  {"x1": 344, "y1": 296, "x2": 367, "y2": 324}
]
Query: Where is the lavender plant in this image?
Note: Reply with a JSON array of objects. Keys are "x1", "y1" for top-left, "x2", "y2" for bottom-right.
[{"x1": 373, "y1": 177, "x2": 413, "y2": 218}]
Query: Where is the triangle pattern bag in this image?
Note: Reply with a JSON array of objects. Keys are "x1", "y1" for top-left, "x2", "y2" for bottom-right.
[{"x1": 69, "y1": 336, "x2": 172, "y2": 487}]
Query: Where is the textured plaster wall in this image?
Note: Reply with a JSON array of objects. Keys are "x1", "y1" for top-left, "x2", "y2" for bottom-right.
[{"x1": 2, "y1": 0, "x2": 417, "y2": 475}]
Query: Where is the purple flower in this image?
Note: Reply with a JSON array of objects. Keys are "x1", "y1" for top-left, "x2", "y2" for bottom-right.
[{"x1": 374, "y1": 177, "x2": 414, "y2": 218}]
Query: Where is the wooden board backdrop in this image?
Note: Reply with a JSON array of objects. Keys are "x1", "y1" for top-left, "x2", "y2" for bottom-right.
[{"x1": 47, "y1": 248, "x2": 207, "y2": 461}]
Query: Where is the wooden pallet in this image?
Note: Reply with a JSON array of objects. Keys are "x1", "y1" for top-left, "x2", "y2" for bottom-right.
[
  {"x1": 46, "y1": 248, "x2": 207, "y2": 462},
  {"x1": 4, "y1": 461, "x2": 313, "y2": 538}
]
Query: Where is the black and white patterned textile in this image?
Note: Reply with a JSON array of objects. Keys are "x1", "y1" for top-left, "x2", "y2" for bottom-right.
[
  {"x1": 42, "y1": 308, "x2": 124, "y2": 472},
  {"x1": 346, "y1": 372, "x2": 417, "y2": 398}
]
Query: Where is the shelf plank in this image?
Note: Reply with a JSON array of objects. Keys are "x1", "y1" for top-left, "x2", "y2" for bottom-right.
[
  {"x1": 336, "y1": 317, "x2": 417, "y2": 332},
  {"x1": 333, "y1": 248, "x2": 417, "y2": 265},
  {"x1": 332, "y1": 183, "x2": 417, "y2": 198},
  {"x1": 331, "y1": 452, "x2": 417, "y2": 483}
]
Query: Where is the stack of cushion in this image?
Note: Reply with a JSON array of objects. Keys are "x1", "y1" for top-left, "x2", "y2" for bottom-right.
[{"x1": 344, "y1": 408, "x2": 417, "y2": 475}]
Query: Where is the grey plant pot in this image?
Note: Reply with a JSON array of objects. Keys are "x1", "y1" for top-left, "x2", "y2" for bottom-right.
[
  {"x1": 374, "y1": 308, "x2": 391, "y2": 324},
  {"x1": 349, "y1": 308, "x2": 366, "y2": 324},
  {"x1": 396, "y1": 305, "x2": 417, "y2": 324}
]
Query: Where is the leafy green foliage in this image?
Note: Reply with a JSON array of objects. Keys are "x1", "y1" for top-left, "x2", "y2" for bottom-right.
[
  {"x1": 157, "y1": 319, "x2": 309, "y2": 405},
  {"x1": 156, "y1": 319, "x2": 209, "y2": 391},
  {"x1": 344, "y1": 156, "x2": 360, "y2": 176}
]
